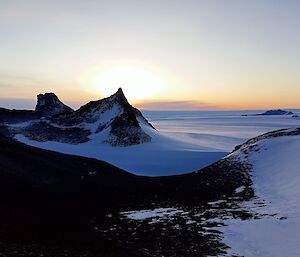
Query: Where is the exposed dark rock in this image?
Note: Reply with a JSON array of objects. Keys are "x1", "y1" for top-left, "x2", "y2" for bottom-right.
[
  {"x1": 35, "y1": 93, "x2": 74, "y2": 117},
  {"x1": 12, "y1": 121, "x2": 91, "y2": 144}
]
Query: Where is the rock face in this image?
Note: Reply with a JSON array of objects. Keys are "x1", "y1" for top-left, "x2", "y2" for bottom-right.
[
  {"x1": 0, "y1": 88, "x2": 156, "y2": 146},
  {"x1": 35, "y1": 93, "x2": 74, "y2": 117}
]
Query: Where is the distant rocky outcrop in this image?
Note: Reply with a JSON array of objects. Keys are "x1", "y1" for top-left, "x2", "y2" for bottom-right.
[
  {"x1": 242, "y1": 109, "x2": 294, "y2": 117},
  {"x1": 0, "y1": 88, "x2": 156, "y2": 146},
  {"x1": 257, "y1": 109, "x2": 294, "y2": 116}
]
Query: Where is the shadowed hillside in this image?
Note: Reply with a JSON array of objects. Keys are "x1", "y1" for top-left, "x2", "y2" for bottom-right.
[{"x1": 0, "y1": 135, "x2": 251, "y2": 256}]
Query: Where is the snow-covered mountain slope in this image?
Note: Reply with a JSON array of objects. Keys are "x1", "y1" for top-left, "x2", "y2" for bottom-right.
[
  {"x1": 221, "y1": 127, "x2": 300, "y2": 256},
  {"x1": 51, "y1": 88, "x2": 154, "y2": 146},
  {"x1": 0, "y1": 88, "x2": 156, "y2": 146}
]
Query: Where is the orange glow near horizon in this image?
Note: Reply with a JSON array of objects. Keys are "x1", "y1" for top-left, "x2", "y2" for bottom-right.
[
  {"x1": 81, "y1": 63, "x2": 167, "y2": 101},
  {"x1": 132, "y1": 99, "x2": 300, "y2": 111},
  {"x1": 1, "y1": 63, "x2": 299, "y2": 111},
  {"x1": 1, "y1": 86, "x2": 299, "y2": 111},
  {"x1": 88, "y1": 65, "x2": 167, "y2": 101}
]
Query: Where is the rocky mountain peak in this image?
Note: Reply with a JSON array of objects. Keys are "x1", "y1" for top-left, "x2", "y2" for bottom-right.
[
  {"x1": 1, "y1": 89, "x2": 155, "y2": 147},
  {"x1": 115, "y1": 87, "x2": 125, "y2": 97},
  {"x1": 36, "y1": 93, "x2": 59, "y2": 107},
  {"x1": 35, "y1": 93, "x2": 73, "y2": 117},
  {"x1": 111, "y1": 87, "x2": 130, "y2": 106}
]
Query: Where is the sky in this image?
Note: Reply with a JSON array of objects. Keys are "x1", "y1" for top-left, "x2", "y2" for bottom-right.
[{"x1": 0, "y1": 0, "x2": 299, "y2": 110}]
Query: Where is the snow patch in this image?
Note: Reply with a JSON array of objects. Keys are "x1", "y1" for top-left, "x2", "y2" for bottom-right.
[
  {"x1": 120, "y1": 208, "x2": 183, "y2": 221},
  {"x1": 235, "y1": 185, "x2": 246, "y2": 194}
]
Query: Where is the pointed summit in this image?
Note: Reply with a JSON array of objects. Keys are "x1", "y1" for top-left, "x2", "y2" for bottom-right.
[
  {"x1": 113, "y1": 87, "x2": 129, "y2": 105},
  {"x1": 35, "y1": 93, "x2": 73, "y2": 117},
  {"x1": 116, "y1": 87, "x2": 124, "y2": 96}
]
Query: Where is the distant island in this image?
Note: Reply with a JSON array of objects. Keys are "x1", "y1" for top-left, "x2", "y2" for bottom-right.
[{"x1": 243, "y1": 109, "x2": 294, "y2": 116}]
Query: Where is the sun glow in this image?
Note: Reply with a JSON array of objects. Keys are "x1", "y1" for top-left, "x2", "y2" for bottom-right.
[{"x1": 92, "y1": 65, "x2": 166, "y2": 101}]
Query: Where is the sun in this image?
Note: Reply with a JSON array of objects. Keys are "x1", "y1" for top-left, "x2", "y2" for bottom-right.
[{"x1": 92, "y1": 65, "x2": 166, "y2": 101}]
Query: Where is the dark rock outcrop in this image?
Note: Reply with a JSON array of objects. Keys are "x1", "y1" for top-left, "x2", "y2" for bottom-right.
[{"x1": 35, "y1": 93, "x2": 74, "y2": 117}]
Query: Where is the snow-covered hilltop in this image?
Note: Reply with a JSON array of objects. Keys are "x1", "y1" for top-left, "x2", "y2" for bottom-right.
[
  {"x1": 222, "y1": 127, "x2": 300, "y2": 256},
  {"x1": 0, "y1": 88, "x2": 156, "y2": 146}
]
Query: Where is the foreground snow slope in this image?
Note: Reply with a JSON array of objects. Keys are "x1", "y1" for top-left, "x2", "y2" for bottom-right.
[
  {"x1": 15, "y1": 125, "x2": 226, "y2": 176},
  {"x1": 223, "y1": 128, "x2": 300, "y2": 257}
]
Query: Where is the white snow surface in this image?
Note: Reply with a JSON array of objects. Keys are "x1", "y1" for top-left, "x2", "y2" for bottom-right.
[
  {"x1": 14, "y1": 110, "x2": 300, "y2": 176},
  {"x1": 85, "y1": 102, "x2": 123, "y2": 133},
  {"x1": 145, "y1": 110, "x2": 300, "y2": 152},
  {"x1": 234, "y1": 185, "x2": 246, "y2": 194},
  {"x1": 120, "y1": 208, "x2": 184, "y2": 221},
  {"x1": 221, "y1": 129, "x2": 300, "y2": 257},
  {"x1": 15, "y1": 125, "x2": 225, "y2": 176}
]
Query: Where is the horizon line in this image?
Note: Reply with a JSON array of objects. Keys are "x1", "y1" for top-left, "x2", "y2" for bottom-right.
[{"x1": 0, "y1": 97, "x2": 299, "y2": 113}]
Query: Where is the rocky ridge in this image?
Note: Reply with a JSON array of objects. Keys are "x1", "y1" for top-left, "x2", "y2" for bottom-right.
[{"x1": 0, "y1": 88, "x2": 155, "y2": 146}]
